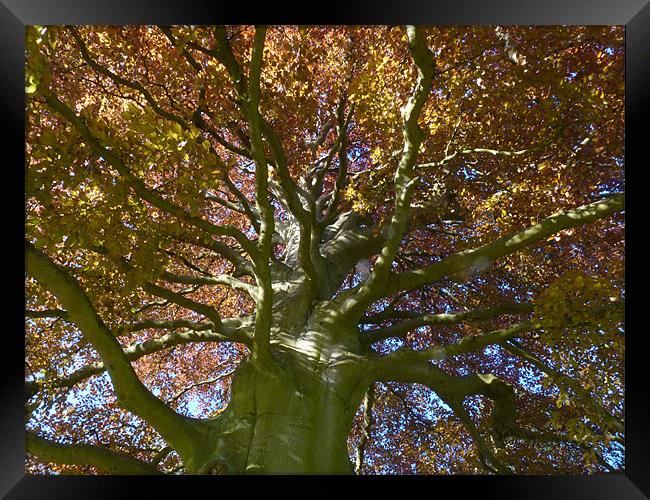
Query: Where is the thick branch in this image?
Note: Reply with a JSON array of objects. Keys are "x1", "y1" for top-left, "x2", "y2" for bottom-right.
[
  {"x1": 362, "y1": 302, "x2": 534, "y2": 345},
  {"x1": 26, "y1": 432, "x2": 160, "y2": 475},
  {"x1": 354, "y1": 382, "x2": 375, "y2": 475},
  {"x1": 27, "y1": 322, "x2": 249, "y2": 399},
  {"x1": 449, "y1": 400, "x2": 511, "y2": 474},
  {"x1": 373, "y1": 320, "x2": 535, "y2": 369},
  {"x1": 386, "y1": 194, "x2": 624, "y2": 296},
  {"x1": 118, "y1": 318, "x2": 211, "y2": 335},
  {"x1": 213, "y1": 25, "x2": 275, "y2": 363},
  {"x1": 161, "y1": 271, "x2": 257, "y2": 299},
  {"x1": 25, "y1": 309, "x2": 68, "y2": 320},
  {"x1": 142, "y1": 282, "x2": 222, "y2": 327},
  {"x1": 321, "y1": 100, "x2": 354, "y2": 225},
  {"x1": 337, "y1": 26, "x2": 436, "y2": 320},
  {"x1": 374, "y1": 362, "x2": 516, "y2": 473},
  {"x1": 261, "y1": 118, "x2": 325, "y2": 289},
  {"x1": 25, "y1": 242, "x2": 199, "y2": 455}
]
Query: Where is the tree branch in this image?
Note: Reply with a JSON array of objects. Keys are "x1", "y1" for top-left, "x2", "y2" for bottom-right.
[
  {"x1": 336, "y1": 26, "x2": 436, "y2": 321},
  {"x1": 118, "y1": 318, "x2": 211, "y2": 335},
  {"x1": 25, "y1": 309, "x2": 68, "y2": 320},
  {"x1": 26, "y1": 432, "x2": 161, "y2": 475},
  {"x1": 320, "y1": 99, "x2": 354, "y2": 225},
  {"x1": 362, "y1": 302, "x2": 534, "y2": 345},
  {"x1": 170, "y1": 365, "x2": 236, "y2": 403},
  {"x1": 213, "y1": 25, "x2": 275, "y2": 364},
  {"x1": 160, "y1": 271, "x2": 257, "y2": 299},
  {"x1": 374, "y1": 362, "x2": 516, "y2": 473},
  {"x1": 221, "y1": 171, "x2": 261, "y2": 233},
  {"x1": 354, "y1": 382, "x2": 375, "y2": 475},
  {"x1": 39, "y1": 88, "x2": 258, "y2": 259},
  {"x1": 385, "y1": 194, "x2": 624, "y2": 296},
  {"x1": 373, "y1": 320, "x2": 535, "y2": 369},
  {"x1": 27, "y1": 320, "x2": 251, "y2": 399},
  {"x1": 175, "y1": 235, "x2": 254, "y2": 278},
  {"x1": 448, "y1": 399, "x2": 511, "y2": 474},
  {"x1": 25, "y1": 242, "x2": 200, "y2": 457},
  {"x1": 69, "y1": 27, "x2": 186, "y2": 128},
  {"x1": 503, "y1": 340, "x2": 624, "y2": 434},
  {"x1": 142, "y1": 282, "x2": 223, "y2": 328}
]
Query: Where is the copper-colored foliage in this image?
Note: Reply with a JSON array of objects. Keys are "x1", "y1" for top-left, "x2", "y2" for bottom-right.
[{"x1": 26, "y1": 25, "x2": 623, "y2": 475}]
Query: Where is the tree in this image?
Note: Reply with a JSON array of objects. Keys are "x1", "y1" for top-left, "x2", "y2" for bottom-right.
[{"x1": 25, "y1": 25, "x2": 624, "y2": 475}]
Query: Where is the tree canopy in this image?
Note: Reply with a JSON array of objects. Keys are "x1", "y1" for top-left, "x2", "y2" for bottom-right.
[{"x1": 25, "y1": 25, "x2": 624, "y2": 475}]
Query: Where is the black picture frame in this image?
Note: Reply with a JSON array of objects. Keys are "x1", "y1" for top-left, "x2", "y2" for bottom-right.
[{"x1": 3, "y1": 1, "x2": 647, "y2": 497}]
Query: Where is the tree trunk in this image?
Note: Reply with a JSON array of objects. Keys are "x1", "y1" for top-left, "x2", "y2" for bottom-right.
[{"x1": 190, "y1": 313, "x2": 372, "y2": 474}]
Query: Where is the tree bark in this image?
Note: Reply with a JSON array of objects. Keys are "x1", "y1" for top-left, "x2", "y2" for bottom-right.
[
  {"x1": 25, "y1": 25, "x2": 625, "y2": 475},
  {"x1": 191, "y1": 311, "x2": 371, "y2": 474}
]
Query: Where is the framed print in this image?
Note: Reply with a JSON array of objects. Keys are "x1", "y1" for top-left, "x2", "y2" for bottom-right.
[{"x1": 3, "y1": 0, "x2": 648, "y2": 497}]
